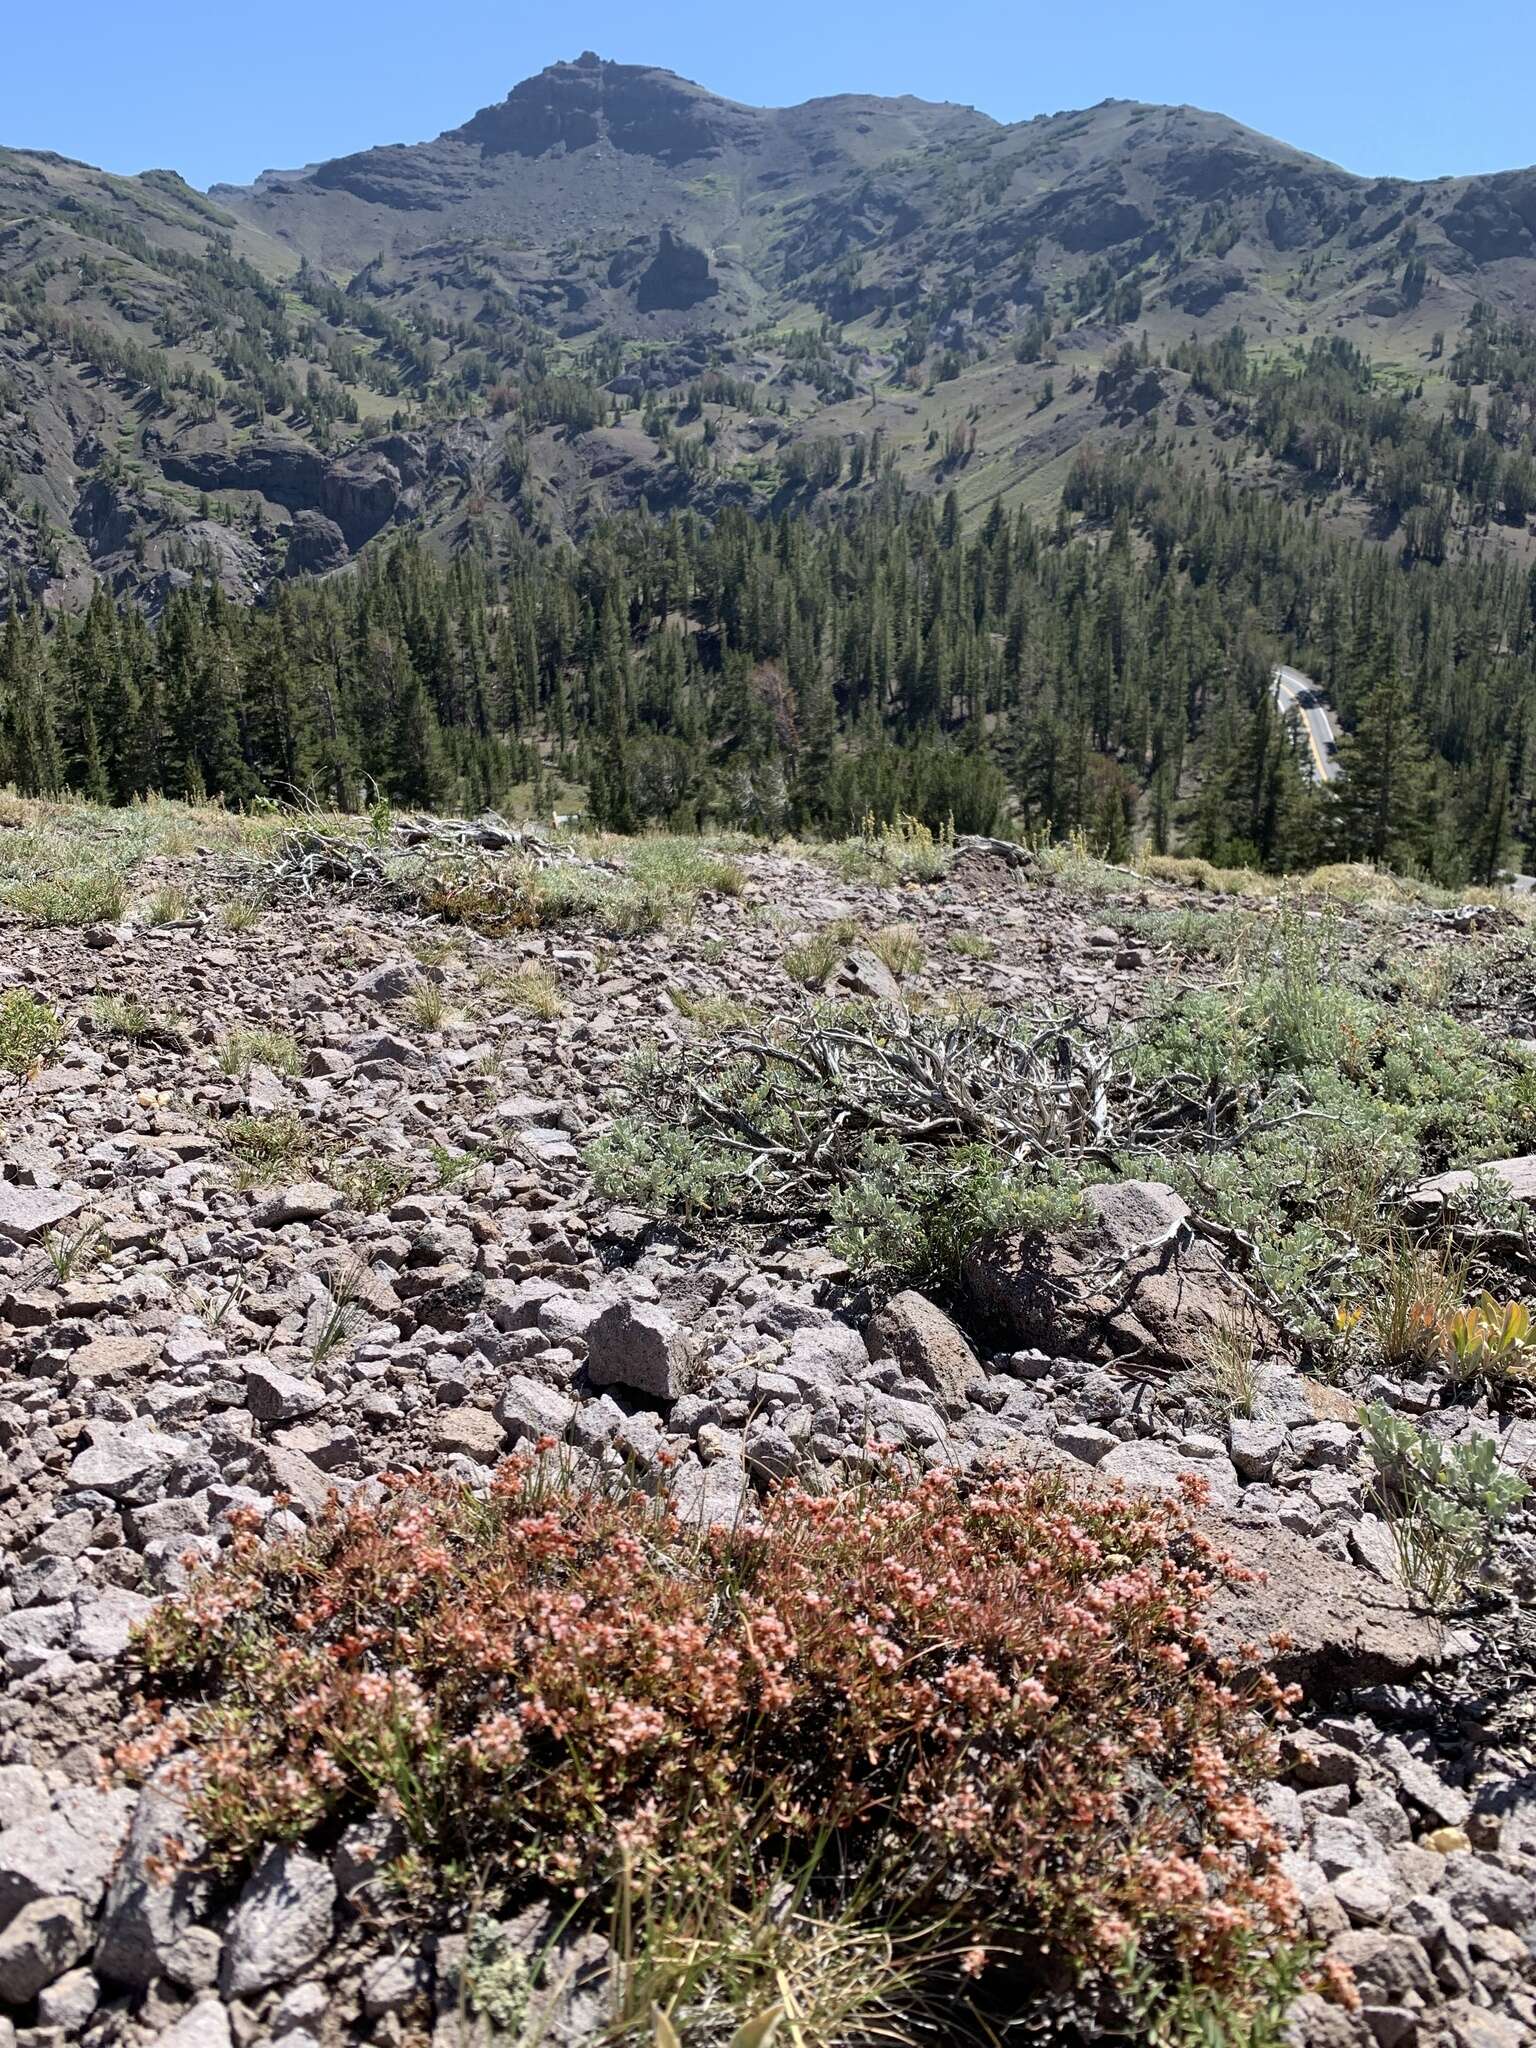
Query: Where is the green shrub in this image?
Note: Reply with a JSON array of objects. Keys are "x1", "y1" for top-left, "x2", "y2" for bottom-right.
[
  {"x1": 4, "y1": 869, "x2": 127, "y2": 926},
  {"x1": 218, "y1": 1027, "x2": 304, "y2": 1079},
  {"x1": 868, "y1": 922, "x2": 926, "y2": 981},
  {"x1": 91, "y1": 994, "x2": 162, "y2": 1044},
  {"x1": 492, "y1": 965, "x2": 565, "y2": 1020},
  {"x1": 0, "y1": 988, "x2": 62, "y2": 1074},
  {"x1": 830, "y1": 1139, "x2": 1082, "y2": 1292},
  {"x1": 226, "y1": 1112, "x2": 311, "y2": 1184},
  {"x1": 782, "y1": 920, "x2": 859, "y2": 988},
  {"x1": 1361, "y1": 1404, "x2": 1528, "y2": 1610}
]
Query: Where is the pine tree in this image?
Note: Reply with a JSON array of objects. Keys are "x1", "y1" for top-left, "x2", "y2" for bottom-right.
[{"x1": 1333, "y1": 656, "x2": 1433, "y2": 869}]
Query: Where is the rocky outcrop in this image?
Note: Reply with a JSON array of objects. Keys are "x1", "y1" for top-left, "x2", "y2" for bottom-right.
[
  {"x1": 635, "y1": 226, "x2": 719, "y2": 312},
  {"x1": 963, "y1": 1180, "x2": 1280, "y2": 1373},
  {"x1": 159, "y1": 438, "x2": 414, "y2": 549},
  {"x1": 456, "y1": 53, "x2": 760, "y2": 165},
  {"x1": 1197, "y1": 1518, "x2": 1446, "y2": 1690},
  {"x1": 284, "y1": 508, "x2": 349, "y2": 576}
]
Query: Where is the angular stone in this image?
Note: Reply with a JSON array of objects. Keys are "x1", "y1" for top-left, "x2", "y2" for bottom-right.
[
  {"x1": 864, "y1": 1291, "x2": 982, "y2": 1407},
  {"x1": 1311, "y1": 1814, "x2": 1388, "y2": 1878},
  {"x1": 155, "y1": 1999, "x2": 233, "y2": 2048},
  {"x1": 0, "y1": 1186, "x2": 83, "y2": 1246},
  {"x1": 1326, "y1": 1929, "x2": 1436, "y2": 2005},
  {"x1": 1434, "y1": 1851, "x2": 1536, "y2": 1930},
  {"x1": 1098, "y1": 1438, "x2": 1241, "y2": 1508},
  {"x1": 584, "y1": 1299, "x2": 702, "y2": 1401},
  {"x1": 248, "y1": 1442, "x2": 348, "y2": 1520},
  {"x1": 245, "y1": 1362, "x2": 326, "y2": 1423},
  {"x1": 0, "y1": 1785, "x2": 136, "y2": 1922},
  {"x1": 1228, "y1": 1417, "x2": 1287, "y2": 1481},
  {"x1": 37, "y1": 1963, "x2": 99, "y2": 2030},
  {"x1": 829, "y1": 944, "x2": 901, "y2": 1003},
  {"x1": 1195, "y1": 1518, "x2": 1445, "y2": 1690},
  {"x1": 429, "y1": 1407, "x2": 505, "y2": 1463},
  {"x1": 219, "y1": 1845, "x2": 335, "y2": 1998},
  {"x1": 1405, "y1": 1153, "x2": 1536, "y2": 1214},
  {"x1": 494, "y1": 1376, "x2": 576, "y2": 1445},
  {"x1": 252, "y1": 1182, "x2": 341, "y2": 1229},
  {"x1": 355, "y1": 962, "x2": 415, "y2": 1000},
  {"x1": 68, "y1": 1333, "x2": 158, "y2": 1379},
  {"x1": 0, "y1": 1768, "x2": 48, "y2": 1832},
  {"x1": 965, "y1": 1179, "x2": 1280, "y2": 1375},
  {"x1": 67, "y1": 1421, "x2": 187, "y2": 1503},
  {"x1": 0, "y1": 1894, "x2": 90, "y2": 2003},
  {"x1": 670, "y1": 1455, "x2": 751, "y2": 1529},
  {"x1": 1052, "y1": 1421, "x2": 1119, "y2": 1465},
  {"x1": 97, "y1": 1781, "x2": 211, "y2": 1990},
  {"x1": 361, "y1": 1946, "x2": 431, "y2": 2016},
  {"x1": 71, "y1": 1587, "x2": 155, "y2": 1662}
]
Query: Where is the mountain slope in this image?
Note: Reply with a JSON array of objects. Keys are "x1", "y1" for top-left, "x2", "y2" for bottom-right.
[{"x1": 4, "y1": 55, "x2": 1536, "y2": 613}]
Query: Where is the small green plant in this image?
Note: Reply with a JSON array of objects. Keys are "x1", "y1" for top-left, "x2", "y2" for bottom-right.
[
  {"x1": 430, "y1": 1143, "x2": 491, "y2": 1189},
  {"x1": 782, "y1": 920, "x2": 859, "y2": 989},
  {"x1": 226, "y1": 1112, "x2": 311, "y2": 1185},
  {"x1": 494, "y1": 965, "x2": 565, "y2": 1020},
  {"x1": 458, "y1": 1914, "x2": 533, "y2": 2033},
  {"x1": 329, "y1": 1155, "x2": 414, "y2": 1214},
  {"x1": 868, "y1": 922, "x2": 926, "y2": 981},
  {"x1": 4, "y1": 869, "x2": 127, "y2": 926},
  {"x1": 669, "y1": 990, "x2": 762, "y2": 1035},
  {"x1": 827, "y1": 812, "x2": 954, "y2": 885},
  {"x1": 218, "y1": 896, "x2": 263, "y2": 933},
  {"x1": 1361, "y1": 1403, "x2": 1529, "y2": 1610},
  {"x1": 41, "y1": 1221, "x2": 102, "y2": 1283},
  {"x1": 408, "y1": 981, "x2": 449, "y2": 1032},
  {"x1": 183, "y1": 1278, "x2": 248, "y2": 1331},
  {"x1": 0, "y1": 988, "x2": 62, "y2": 1074},
  {"x1": 1365, "y1": 1248, "x2": 1466, "y2": 1372},
  {"x1": 588, "y1": 1118, "x2": 742, "y2": 1224},
  {"x1": 949, "y1": 932, "x2": 998, "y2": 961},
  {"x1": 623, "y1": 839, "x2": 747, "y2": 901},
  {"x1": 1198, "y1": 1318, "x2": 1261, "y2": 1421},
  {"x1": 1446, "y1": 1295, "x2": 1536, "y2": 1394},
  {"x1": 311, "y1": 1260, "x2": 366, "y2": 1362},
  {"x1": 218, "y1": 1027, "x2": 304, "y2": 1079},
  {"x1": 142, "y1": 883, "x2": 195, "y2": 926},
  {"x1": 92, "y1": 994, "x2": 166, "y2": 1045},
  {"x1": 829, "y1": 1140, "x2": 1083, "y2": 1294}
]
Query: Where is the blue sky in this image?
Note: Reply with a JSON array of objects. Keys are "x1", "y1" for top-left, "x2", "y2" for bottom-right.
[{"x1": 8, "y1": 0, "x2": 1535, "y2": 190}]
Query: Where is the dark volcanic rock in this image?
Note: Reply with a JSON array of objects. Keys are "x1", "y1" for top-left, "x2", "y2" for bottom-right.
[
  {"x1": 456, "y1": 52, "x2": 759, "y2": 165},
  {"x1": 284, "y1": 509, "x2": 349, "y2": 576},
  {"x1": 635, "y1": 226, "x2": 719, "y2": 312}
]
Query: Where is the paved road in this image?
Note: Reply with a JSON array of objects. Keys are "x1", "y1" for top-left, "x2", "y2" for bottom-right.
[{"x1": 1273, "y1": 664, "x2": 1341, "y2": 784}]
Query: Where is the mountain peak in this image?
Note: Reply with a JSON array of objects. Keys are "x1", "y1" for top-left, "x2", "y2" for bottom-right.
[{"x1": 452, "y1": 53, "x2": 753, "y2": 165}]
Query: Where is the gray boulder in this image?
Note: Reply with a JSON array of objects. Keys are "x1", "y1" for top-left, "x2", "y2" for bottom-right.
[
  {"x1": 864, "y1": 1291, "x2": 982, "y2": 1408},
  {"x1": 96, "y1": 1781, "x2": 212, "y2": 1990},
  {"x1": 219, "y1": 1846, "x2": 335, "y2": 1998},
  {"x1": 0, "y1": 1186, "x2": 84, "y2": 1246},
  {"x1": 0, "y1": 1785, "x2": 136, "y2": 1925},
  {"x1": 964, "y1": 1180, "x2": 1281, "y2": 1375},
  {"x1": 0, "y1": 1894, "x2": 90, "y2": 2003},
  {"x1": 154, "y1": 2000, "x2": 233, "y2": 2048},
  {"x1": 584, "y1": 1300, "x2": 702, "y2": 1402},
  {"x1": 494, "y1": 1376, "x2": 575, "y2": 1444}
]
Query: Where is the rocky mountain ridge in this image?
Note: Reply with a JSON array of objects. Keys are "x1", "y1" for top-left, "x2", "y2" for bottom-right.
[{"x1": 5, "y1": 54, "x2": 1536, "y2": 611}]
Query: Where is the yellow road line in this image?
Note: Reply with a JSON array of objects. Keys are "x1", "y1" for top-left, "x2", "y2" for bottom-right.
[{"x1": 1276, "y1": 676, "x2": 1332, "y2": 782}]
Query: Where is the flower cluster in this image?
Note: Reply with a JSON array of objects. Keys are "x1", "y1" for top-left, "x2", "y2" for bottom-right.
[{"x1": 130, "y1": 1459, "x2": 1316, "y2": 2031}]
